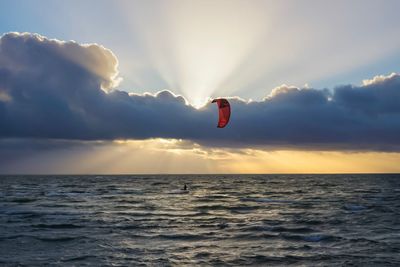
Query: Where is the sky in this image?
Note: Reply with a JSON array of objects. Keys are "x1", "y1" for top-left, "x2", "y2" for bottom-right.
[{"x1": 0, "y1": 0, "x2": 400, "y2": 174}]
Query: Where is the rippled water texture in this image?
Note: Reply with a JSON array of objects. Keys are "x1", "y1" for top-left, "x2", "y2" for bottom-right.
[{"x1": 0, "y1": 174, "x2": 400, "y2": 266}]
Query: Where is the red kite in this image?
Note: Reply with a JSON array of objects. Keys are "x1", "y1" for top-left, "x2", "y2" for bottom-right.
[{"x1": 212, "y1": 98, "x2": 231, "y2": 128}]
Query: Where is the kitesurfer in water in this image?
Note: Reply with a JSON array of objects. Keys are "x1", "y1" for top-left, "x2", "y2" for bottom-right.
[{"x1": 183, "y1": 184, "x2": 188, "y2": 191}]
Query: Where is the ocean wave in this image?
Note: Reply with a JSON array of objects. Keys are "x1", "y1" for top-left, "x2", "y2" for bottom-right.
[
  {"x1": 240, "y1": 197, "x2": 294, "y2": 203},
  {"x1": 9, "y1": 197, "x2": 37, "y2": 203},
  {"x1": 281, "y1": 233, "x2": 340, "y2": 242},
  {"x1": 157, "y1": 233, "x2": 209, "y2": 241},
  {"x1": 343, "y1": 204, "x2": 367, "y2": 211},
  {"x1": 32, "y1": 223, "x2": 83, "y2": 229},
  {"x1": 269, "y1": 226, "x2": 315, "y2": 233},
  {"x1": 61, "y1": 255, "x2": 97, "y2": 262},
  {"x1": 35, "y1": 236, "x2": 83, "y2": 242}
]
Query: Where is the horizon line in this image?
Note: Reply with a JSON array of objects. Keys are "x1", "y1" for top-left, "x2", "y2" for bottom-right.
[{"x1": 1, "y1": 173, "x2": 399, "y2": 176}]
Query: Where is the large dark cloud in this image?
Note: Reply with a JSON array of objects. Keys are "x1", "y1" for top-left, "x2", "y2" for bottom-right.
[{"x1": 1, "y1": 32, "x2": 400, "y2": 151}]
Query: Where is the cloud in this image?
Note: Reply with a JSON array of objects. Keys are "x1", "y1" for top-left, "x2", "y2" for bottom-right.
[{"x1": 1, "y1": 32, "x2": 400, "y2": 151}]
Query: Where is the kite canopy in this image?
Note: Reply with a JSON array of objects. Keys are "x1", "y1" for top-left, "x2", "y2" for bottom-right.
[{"x1": 212, "y1": 98, "x2": 231, "y2": 128}]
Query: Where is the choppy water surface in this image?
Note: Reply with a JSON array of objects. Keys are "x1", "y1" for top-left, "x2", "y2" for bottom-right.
[{"x1": 0, "y1": 174, "x2": 399, "y2": 266}]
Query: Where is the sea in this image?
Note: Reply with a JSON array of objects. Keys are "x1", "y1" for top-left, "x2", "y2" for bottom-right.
[{"x1": 0, "y1": 174, "x2": 399, "y2": 266}]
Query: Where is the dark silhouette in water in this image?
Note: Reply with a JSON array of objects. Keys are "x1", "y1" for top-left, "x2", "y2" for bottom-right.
[{"x1": 183, "y1": 184, "x2": 187, "y2": 191}]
